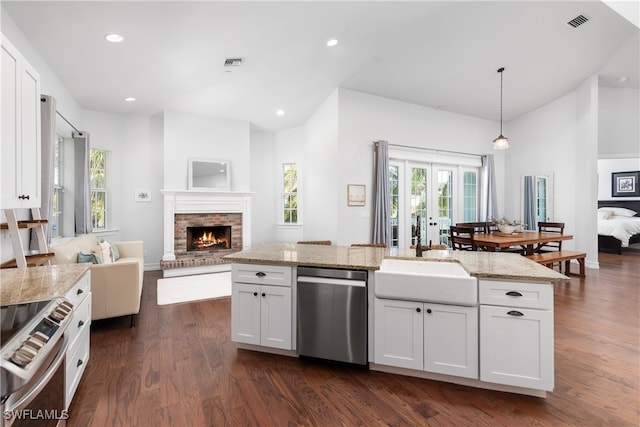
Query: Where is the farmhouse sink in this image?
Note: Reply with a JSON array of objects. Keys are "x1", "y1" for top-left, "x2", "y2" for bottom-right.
[{"x1": 374, "y1": 259, "x2": 477, "y2": 305}]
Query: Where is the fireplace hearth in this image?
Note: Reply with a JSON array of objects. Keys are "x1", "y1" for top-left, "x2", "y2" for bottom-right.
[{"x1": 187, "y1": 226, "x2": 231, "y2": 251}]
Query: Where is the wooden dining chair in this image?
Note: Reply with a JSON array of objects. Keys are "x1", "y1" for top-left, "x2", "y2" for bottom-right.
[
  {"x1": 449, "y1": 226, "x2": 477, "y2": 251},
  {"x1": 297, "y1": 240, "x2": 332, "y2": 245},
  {"x1": 456, "y1": 221, "x2": 492, "y2": 234},
  {"x1": 536, "y1": 221, "x2": 565, "y2": 271}
]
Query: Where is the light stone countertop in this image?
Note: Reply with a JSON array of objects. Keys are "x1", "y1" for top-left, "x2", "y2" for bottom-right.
[
  {"x1": 224, "y1": 243, "x2": 570, "y2": 283},
  {"x1": 1, "y1": 264, "x2": 91, "y2": 305}
]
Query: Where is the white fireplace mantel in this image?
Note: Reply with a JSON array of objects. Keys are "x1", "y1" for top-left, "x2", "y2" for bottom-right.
[{"x1": 161, "y1": 190, "x2": 253, "y2": 261}]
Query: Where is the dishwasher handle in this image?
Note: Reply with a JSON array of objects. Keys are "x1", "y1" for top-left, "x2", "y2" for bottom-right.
[{"x1": 297, "y1": 276, "x2": 366, "y2": 287}]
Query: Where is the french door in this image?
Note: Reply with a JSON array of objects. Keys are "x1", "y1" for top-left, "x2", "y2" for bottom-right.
[{"x1": 390, "y1": 160, "x2": 479, "y2": 249}]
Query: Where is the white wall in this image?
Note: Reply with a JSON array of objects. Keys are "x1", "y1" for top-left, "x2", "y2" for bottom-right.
[
  {"x1": 250, "y1": 126, "x2": 276, "y2": 245},
  {"x1": 335, "y1": 88, "x2": 502, "y2": 245},
  {"x1": 598, "y1": 87, "x2": 639, "y2": 157},
  {"x1": 273, "y1": 126, "x2": 305, "y2": 243},
  {"x1": 598, "y1": 157, "x2": 640, "y2": 200},
  {"x1": 163, "y1": 111, "x2": 251, "y2": 191}
]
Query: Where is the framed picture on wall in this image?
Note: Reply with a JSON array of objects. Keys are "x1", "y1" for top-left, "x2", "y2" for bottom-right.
[
  {"x1": 347, "y1": 184, "x2": 366, "y2": 206},
  {"x1": 611, "y1": 171, "x2": 640, "y2": 197}
]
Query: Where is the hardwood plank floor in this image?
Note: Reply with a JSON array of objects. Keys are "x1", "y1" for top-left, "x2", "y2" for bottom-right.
[{"x1": 68, "y1": 250, "x2": 640, "y2": 426}]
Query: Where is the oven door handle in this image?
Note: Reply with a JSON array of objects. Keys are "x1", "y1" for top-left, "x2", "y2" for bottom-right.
[{"x1": 6, "y1": 335, "x2": 69, "y2": 414}]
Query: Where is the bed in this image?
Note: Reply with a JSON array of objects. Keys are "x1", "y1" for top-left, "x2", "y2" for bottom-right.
[{"x1": 597, "y1": 200, "x2": 640, "y2": 254}]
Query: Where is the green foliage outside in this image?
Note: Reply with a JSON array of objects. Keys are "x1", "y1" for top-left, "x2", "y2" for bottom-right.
[{"x1": 90, "y1": 149, "x2": 106, "y2": 229}]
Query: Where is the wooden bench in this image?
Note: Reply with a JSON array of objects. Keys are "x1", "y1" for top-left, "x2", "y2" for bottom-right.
[{"x1": 525, "y1": 251, "x2": 586, "y2": 277}]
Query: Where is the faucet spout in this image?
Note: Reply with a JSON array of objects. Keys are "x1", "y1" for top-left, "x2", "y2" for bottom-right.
[{"x1": 416, "y1": 216, "x2": 422, "y2": 257}]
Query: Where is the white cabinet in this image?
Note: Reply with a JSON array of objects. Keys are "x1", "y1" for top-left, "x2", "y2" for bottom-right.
[
  {"x1": 64, "y1": 271, "x2": 92, "y2": 409},
  {"x1": 1, "y1": 35, "x2": 41, "y2": 209},
  {"x1": 479, "y1": 280, "x2": 554, "y2": 391},
  {"x1": 231, "y1": 264, "x2": 293, "y2": 350},
  {"x1": 374, "y1": 298, "x2": 478, "y2": 379}
]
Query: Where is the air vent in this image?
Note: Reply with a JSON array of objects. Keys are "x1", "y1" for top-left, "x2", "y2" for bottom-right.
[
  {"x1": 567, "y1": 15, "x2": 589, "y2": 28},
  {"x1": 224, "y1": 57, "x2": 245, "y2": 67}
]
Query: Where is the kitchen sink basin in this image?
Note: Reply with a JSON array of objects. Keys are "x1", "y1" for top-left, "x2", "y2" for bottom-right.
[{"x1": 374, "y1": 259, "x2": 477, "y2": 305}]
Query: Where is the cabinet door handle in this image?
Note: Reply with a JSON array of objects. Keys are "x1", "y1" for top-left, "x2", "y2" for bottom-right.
[
  {"x1": 505, "y1": 291, "x2": 522, "y2": 297},
  {"x1": 507, "y1": 310, "x2": 524, "y2": 317},
  {"x1": 77, "y1": 289, "x2": 84, "y2": 295},
  {"x1": 416, "y1": 307, "x2": 421, "y2": 313},
  {"x1": 253, "y1": 292, "x2": 258, "y2": 296},
  {"x1": 18, "y1": 194, "x2": 30, "y2": 200},
  {"x1": 261, "y1": 292, "x2": 266, "y2": 297},
  {"x1": 77, "y1": 359, "x2": 83, "y2": 367},
  {"x1": 255, "y1": 272, "x2": 266, "y2": 277},
  {"x1": 426, "y1": 309, "x2": 432, "y2": 314},
  {"x1": 78, "y1": 320, "x2": 85, "y2": 327}
]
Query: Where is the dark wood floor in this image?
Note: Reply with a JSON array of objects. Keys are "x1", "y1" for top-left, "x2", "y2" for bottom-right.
[{"x1": 68, "y1": 250, "x2": 640, "y2": 426}]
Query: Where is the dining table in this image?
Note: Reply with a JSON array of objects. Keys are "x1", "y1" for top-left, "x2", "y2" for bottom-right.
[{"x1": 472, "y1": 231, "x2": 573, "y2": 255}]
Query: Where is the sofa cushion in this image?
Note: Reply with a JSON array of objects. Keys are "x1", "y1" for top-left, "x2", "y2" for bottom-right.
[
  {"x1": 77, "y1": 251, "x2": 102, "y2": 264},
  {"x1": 100, "y1": 239, "x2": 120, "y2": 261},
  {"x1": 95, "y1": 241, "x2": 114, "y2": 264}
]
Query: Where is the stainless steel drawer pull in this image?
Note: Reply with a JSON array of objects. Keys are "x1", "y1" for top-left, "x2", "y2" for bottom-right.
[{"x1": 505, "y1": 291, "x2": 522, "y2": 297}]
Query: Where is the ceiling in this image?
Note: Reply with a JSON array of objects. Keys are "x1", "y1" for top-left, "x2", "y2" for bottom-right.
[{"x1": 3, "y1": 1, "x2": 638, "y2": 132}]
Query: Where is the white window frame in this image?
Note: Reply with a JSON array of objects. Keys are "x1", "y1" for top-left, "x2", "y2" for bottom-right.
[
  {"x1": 51, "y1": 135, "x2": 64, "y2": 238},
  {"x1": 90, "y1": 148, "x2": 108, "y2": 230},
  {"x1": 281, "y1": 162, "x2": 301, "y2": 225}
]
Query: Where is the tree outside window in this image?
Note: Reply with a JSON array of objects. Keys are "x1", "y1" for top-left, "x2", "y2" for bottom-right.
[
  {"x1": 90, "y1": 149, "x2": 107, "y2": 229},
  {"x1": 283, "y1": 163, "x2": 298, "y2": 223}
]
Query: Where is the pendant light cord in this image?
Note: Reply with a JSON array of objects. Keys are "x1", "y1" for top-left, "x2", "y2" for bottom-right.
[{"x1": 498, "y1": 67, "x2": 504, "y2": 134}]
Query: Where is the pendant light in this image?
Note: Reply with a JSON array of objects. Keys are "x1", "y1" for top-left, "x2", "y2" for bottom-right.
[{"x1": 493, "y1": 67, "x2": 509, "y2": 150}]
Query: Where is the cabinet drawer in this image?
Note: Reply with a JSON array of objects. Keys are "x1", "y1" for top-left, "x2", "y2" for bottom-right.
[
  {"x1": 479, "y1": 280, "x2": 552, "y2": 310},
  {"x1": 65, "y1": 326, "x2": 90, "y2": 409},
  {"x1": 232, "y1": 263, "x2": 292, "y2": 287},
  {"x1": 67, "y1": 293, "x2": 92, "y2": 347},
  {"x1": 64, "y1": 271, "x2": 91, "y2": 308}
]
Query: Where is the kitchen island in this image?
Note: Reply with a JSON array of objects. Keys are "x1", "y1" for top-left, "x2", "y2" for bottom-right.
[{"x1": 224, "y1": 243, "x2": 569, "y2": 398}]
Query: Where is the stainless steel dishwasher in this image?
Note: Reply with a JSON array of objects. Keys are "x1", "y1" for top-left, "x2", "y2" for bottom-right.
[{"x1": 297, "y1": 266, "x2": 368, "y2": 367}]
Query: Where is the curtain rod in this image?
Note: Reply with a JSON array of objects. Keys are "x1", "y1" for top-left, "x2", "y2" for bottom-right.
[
  {"x1": 55, "y1": 110, "x2": 79, "y2": 133},
  {"x1": 385, "y1": 142, "x2": 482, "y2": 159}
]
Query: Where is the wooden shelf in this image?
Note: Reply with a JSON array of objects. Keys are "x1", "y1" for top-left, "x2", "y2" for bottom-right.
[
  {"x1": 1, "y1": 252, "x2": 55, "y2": 269},
  {"x1": 0, "y1": 219, "x2": 48, "y2": 230}
]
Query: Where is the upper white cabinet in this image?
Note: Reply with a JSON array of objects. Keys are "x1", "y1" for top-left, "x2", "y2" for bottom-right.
[{"x1": 1, "y1": 34, "x2": 41, "y2": 209}]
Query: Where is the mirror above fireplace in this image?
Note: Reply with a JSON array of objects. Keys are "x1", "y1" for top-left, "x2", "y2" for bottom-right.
[{"x1": 188, "y1": 158, "x2": 230, "y2": 191}]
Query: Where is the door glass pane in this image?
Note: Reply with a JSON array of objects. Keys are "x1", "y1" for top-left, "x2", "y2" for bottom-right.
[
  {"x1": 463, "y1": 171, "x2": 477, "y2": 222},
  {"x1": 390, "y1": 165, "x2": 399, "y2": 248},
  {"x1": 536, "y1": 177, "x2": 547, "y2": 222},
  {"x1": 437, "y1": 170, "x2": 453, "y2": 246},
  {"x1": 410, "y1": 168, "x2": 427, "y2": 246}
]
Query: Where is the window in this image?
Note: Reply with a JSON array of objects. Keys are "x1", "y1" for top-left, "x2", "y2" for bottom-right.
[
  {"x1": 462, "y1": 171, "x2": 478, "y2": 222},
  {"x1": 282, "y1": 163, "x2": 298, "y2": 224},
  {"x1": 390, "y1": 165, "x2": 399, "y2": 248},
  {"x1": 51, "y1": 135, "x2": 64, "y2": 238},
  {"x1": 536, "y1": 176, "x2": 548, "y2": 222},
  {"x1": 90, "y1": 149, "x2": 107, "y2": 229}
]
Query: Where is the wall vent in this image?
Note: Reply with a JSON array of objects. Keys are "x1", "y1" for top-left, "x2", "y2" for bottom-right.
[
  {"x1": 567, "y1": 15, "x2": 589, "y2": 28},
  {"x1": 224, "y1": 57, "x2": 245, "y2": 67}
]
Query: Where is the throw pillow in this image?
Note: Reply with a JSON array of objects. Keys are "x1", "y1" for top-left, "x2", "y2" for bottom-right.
[
  {"x1": 95, "y1": 241, "x2": 114, "y2": 264},
  {"x1": 101, "y1": 239, "x2": 120, "y2": 261},
  {"x1": 77, "y1": 251, "x2": 102, "y2": 264},
  {"x1": 599, "y1": 207, "x2": 637, "y2": 217},
  {"x1": 597, "y1": 210, "x2": 612, "y2": 220}
]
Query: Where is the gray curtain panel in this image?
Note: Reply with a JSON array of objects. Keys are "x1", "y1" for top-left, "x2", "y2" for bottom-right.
[
  {"x1": 372, "y1": 140, "x2": 390, "y2": 246},
  {"x1": 73, "y1": 130, "x2": 92, "y2": 234},
  {"x1": 480, "y1": 154, "x2": 499, "y2": 221},
  {"x1": 30, "y1": 95, "x2": 56, "y2": 250},
  {"x1": 523, "y1": 175, "x2": 536, "y2": 230}
]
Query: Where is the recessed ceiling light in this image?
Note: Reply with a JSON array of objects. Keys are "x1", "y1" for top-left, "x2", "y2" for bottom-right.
[
  {"x1": 124, "y1": 97, "x2": 136, "y2": 102},
  {"x1": 326, "y1": 39, "x2": 338, "y2": 47},
  {"x1": 618, "y1": 76, "x2": 628, "y2": 83},
  {"x1": 276, "y1": 109, "x2": 285, "y2": 116},
  {"x1": 105, "y1": 34, "x2": 124, "y2": 43}
]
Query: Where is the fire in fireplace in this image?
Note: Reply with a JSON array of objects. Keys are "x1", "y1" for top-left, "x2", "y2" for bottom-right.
[{"x1": 187, "y1": 226, "x2": 231, "y2": 251}]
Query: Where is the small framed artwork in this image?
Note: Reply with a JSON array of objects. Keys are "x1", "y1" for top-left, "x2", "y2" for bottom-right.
[
  {"x1": 135, "y1": 188, "x2": 152, "y2": 202},
  {"x1": 347, "y1": 184, "x2": 366, "y2": 206},
  {"x1": 612, "y1": 171, "x2": 640, "y2": 197}
]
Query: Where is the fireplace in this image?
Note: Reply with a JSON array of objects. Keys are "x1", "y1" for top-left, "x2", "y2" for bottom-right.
[{"x1": 187, "y1": 225, "x2": 231, "y2": 251}]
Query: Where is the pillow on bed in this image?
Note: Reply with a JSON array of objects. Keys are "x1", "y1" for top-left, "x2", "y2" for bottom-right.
[
  {"x1": 599, "y1": 207, "x2": 637, "y2": 217},
  {"x1": 597, "y1": 210, "x2": 613, "y2": 220}
]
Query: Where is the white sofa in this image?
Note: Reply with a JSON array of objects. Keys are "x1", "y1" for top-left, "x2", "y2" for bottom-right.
[{"x1": 51, "y1": 234, "x2": 144, "y2": 326}]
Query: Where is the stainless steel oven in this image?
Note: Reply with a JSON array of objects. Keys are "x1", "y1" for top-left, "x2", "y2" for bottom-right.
[{"x1": 1, "y1": 298, "x2": 74, "y2": 427}]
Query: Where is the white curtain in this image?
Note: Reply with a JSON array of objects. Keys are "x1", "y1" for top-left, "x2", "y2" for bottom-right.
[
  {"x1": 523, "y1": 175, "x2": 536, "y2": 230},
  {"x1": 372, "y1": 140, "x2": 390, "y2": 246},
  {"x1": 480, "y1": 154, "x2": 499, "y2": 221},
  {"x1": 30, "y1": 95, "x2": 56, "y2": 250},
  {"x1": 73, "y1": 131, "x2": 92, "y2": 234}
]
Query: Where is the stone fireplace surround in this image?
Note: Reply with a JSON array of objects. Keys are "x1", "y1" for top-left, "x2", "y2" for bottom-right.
[{"x1": 161, "y1": 190, "x2": 252, "y2": 277}]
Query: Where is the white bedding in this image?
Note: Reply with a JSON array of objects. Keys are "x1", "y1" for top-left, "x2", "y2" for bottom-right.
[{"x1": 598, "y1": 216, "x2": 640, "y2": 247}]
